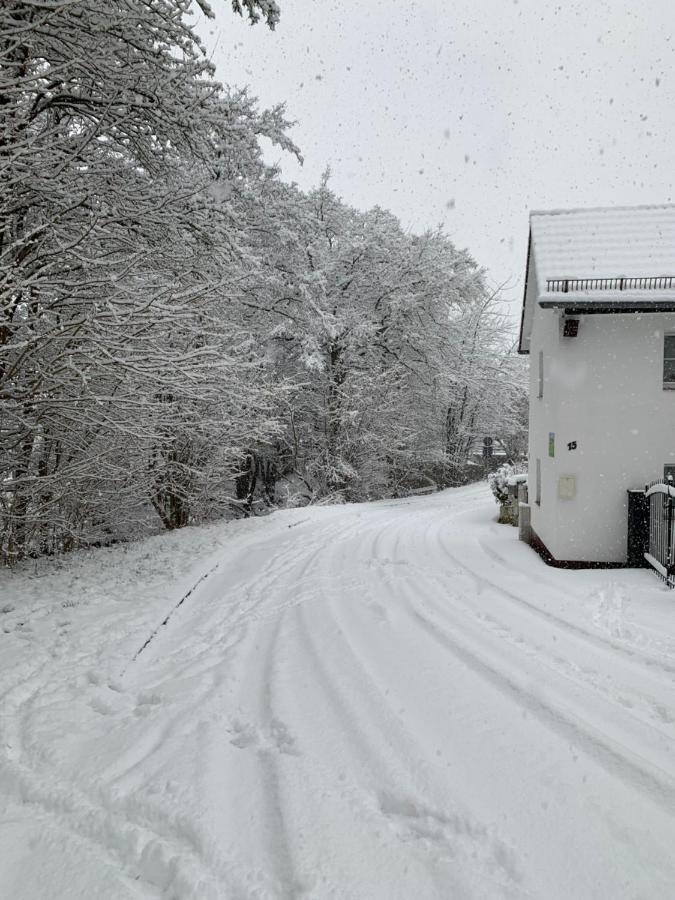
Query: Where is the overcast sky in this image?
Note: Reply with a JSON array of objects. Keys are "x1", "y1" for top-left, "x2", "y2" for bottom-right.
[{"x1": 199, "y1": 0, "x2": 675, "y2": 312}]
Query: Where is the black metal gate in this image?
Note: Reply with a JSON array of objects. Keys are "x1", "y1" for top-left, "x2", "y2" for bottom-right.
[{"x1": 645, "y1": 481, "x2": 675, "y2": 587}]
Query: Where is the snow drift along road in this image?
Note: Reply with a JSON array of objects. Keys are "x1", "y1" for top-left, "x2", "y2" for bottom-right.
[{"x1": 3, "y1": 484, "x2": 675, "y2": 899}]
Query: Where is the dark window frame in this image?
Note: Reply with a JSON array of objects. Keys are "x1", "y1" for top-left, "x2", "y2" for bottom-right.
[{"x1": 663, "y1": 334, "x2": 675, "y2": 388}]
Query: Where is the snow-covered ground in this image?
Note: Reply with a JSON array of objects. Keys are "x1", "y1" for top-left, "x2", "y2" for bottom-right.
[{"x1": 3, "y1": 484, "x2": 675, "y2": 899}]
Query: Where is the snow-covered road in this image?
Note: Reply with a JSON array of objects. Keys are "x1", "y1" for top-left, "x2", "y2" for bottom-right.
[{"x1": 3, "y1": 485, "x2": 675, "y2": 898}]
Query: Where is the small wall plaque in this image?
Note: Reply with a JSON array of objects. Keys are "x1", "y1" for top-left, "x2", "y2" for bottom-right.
[{"x1": 558, "y1": 475, "x2": 576, "y2": 500}]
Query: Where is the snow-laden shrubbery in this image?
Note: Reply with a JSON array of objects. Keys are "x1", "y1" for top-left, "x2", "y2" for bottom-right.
[{"x1": 487, "y1": 463, "x2": 527, "y2": 505}]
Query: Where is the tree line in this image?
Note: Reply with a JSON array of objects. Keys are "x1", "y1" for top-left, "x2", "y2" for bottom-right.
[{"x1": 0, "y1": 0, "x2": 526, "y2": 562}]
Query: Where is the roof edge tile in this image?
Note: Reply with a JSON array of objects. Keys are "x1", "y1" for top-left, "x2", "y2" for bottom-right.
[{"x1": 530, "y1": 202, "x2": 675, "y2": 219}]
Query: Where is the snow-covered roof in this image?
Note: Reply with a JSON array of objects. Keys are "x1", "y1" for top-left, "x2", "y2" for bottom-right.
[
  {"x1": 519, "y1": 204, "x2": 675, "y2": 353},
  {"x1": 531, "y1": 204, "x2": 675, "y2": 284}
]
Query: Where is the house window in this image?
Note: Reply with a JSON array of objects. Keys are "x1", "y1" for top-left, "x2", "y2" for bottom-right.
[
  {"x1": 538, "y1": 351, "x2": 544, "y2": 398},
  {"x1": 664, "y1": 335, "x2": 675, "y2": 388},
  {"x1": 664, "y1": 465, "x2": 675, "y2": 483},
  {"x1": 535, "y1": 458, "x2": 541, "y2": 505}
]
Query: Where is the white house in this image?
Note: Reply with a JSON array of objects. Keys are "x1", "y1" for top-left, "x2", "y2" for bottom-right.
[{"x1": 518, "y1": 204, "x2": 675, "y2": 565}]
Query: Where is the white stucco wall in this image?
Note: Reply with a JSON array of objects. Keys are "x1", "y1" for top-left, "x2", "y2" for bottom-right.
[{"x1": 528, "y1": 306, "x2": 675, "y2": 563}]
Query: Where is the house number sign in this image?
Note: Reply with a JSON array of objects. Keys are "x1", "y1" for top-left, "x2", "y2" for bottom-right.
[{"x1": 567, "y1": 441, "x2": 577, "y2": 451}]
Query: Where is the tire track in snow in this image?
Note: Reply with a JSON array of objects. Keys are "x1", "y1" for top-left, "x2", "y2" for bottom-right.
[
  {"x1": 376, "y1": 508, "x2": 675, "y2": 817},
  {"x1": 227, "y1": 615, "x2": 299, "y2": 899},
  {"x1": 0, "y1": 520, "x2": 354, "y2": 900},
  {"x1": 133, "y1": 515, "x2": 358, "y2": 688},
  {"x1": 319, "y1": 596, "x2": 527, "y2": 895},
  {"x1": 289, "y1": 602, "x2": 462, "y2": 898},
  {"x1": 126, "y1": 538, "x2": 300, "y2": 684},
  {"x1": 108, "y1": 515, "x2": 357, "y2": 777},
  {"x1": 220, "y1": 519, "x2": 367, "y2": 898},
  {"x1": 292, "y1": 600, "x2": 384, "y2": 769},
  {"x1": 0, "y1": 750, "x2": 231, "y2": 899},
  {"x1": 406, "y1": 512, "x2": 675, "y2": 738},
  {"x1": 405, "y1": 598, "x2": 675, "y2": 818},
  {"x1": 428, "y1": 510, "x2": 675, "y2": 728},
  {"x1": 433, "y1": 524, "x2": 675, "y2": 679},
  {"x1": 422, "y1": 579, "x2": 675, "y2": 743},
  {"x1": 0, "y1": 655, "x2": 239, "y2": 894},
  {"x1": 319, "y1": 498, "x2": 675, "y2": 890},
  {"x1": 289, "y1": 515, "x2": 527, "y2": 897},
  {"x1": 95, "y1": 520, "x2": 361, "y2": 892}
]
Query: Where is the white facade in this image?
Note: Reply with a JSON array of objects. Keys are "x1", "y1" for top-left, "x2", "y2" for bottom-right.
[{"x1": 520, "y1": 205, "x2": 675, "y2": 564}]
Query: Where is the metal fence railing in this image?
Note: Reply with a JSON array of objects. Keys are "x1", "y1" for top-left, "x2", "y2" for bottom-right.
[
  {"x1": 546, "y1": 276, "x2": 675, "y2": 293},
  {"x1": 644, "y1": 480, "x2": 675, "y2": 587}
]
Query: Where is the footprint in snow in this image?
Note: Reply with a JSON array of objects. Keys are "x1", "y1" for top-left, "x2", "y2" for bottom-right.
[
  {"x1": 229, "y1": 718, "x2": 300, "y2": 756},
  {"x1": 137, "y1": 690, "x2": 162, "y2": 705},
  {"x1": 367, "y1": 557, "x2": 410, "y2": 570},
  {"x1": 15, "y1": 626, "x2": 34, "y2": 641},
  {"x1": 133, "y1": 690, "x2": 162, "y2": 716},
  {"x1": 269, "y1": 718, "x2": 300, "y2": 755},
  {"x1": 653, "y1": 703, "x2": 675, "y2": 724},
  {"x1": 90, "y1": 696, "x2": 115, "y2": 716},
  {"x1": 230, "y1": 721, "x2": 258, "y2": 750},
  {"x1": 364, "y1": 598, "x2": 389, "y2": 623},
  {"x1": 377, "y1": 790, "x2": 522, "y2": 886}
]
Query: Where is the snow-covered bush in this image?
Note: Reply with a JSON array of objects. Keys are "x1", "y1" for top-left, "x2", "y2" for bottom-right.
[
  {"x1": 488, "y1": 463, "x2": 526, "y2": 505},
  {"x1": 488, "y1": 463, "x2": 527, "y2": 526}
]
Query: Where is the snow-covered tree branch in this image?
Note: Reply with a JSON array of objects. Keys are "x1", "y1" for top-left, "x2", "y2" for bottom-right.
[{"x1": 0, "y1": 1, "x2": 525, "y2": 562}]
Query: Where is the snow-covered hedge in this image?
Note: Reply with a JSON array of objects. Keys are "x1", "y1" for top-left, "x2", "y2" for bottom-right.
[{"x1": 488, "y1": 464, "x2": 527, "y2": 505}]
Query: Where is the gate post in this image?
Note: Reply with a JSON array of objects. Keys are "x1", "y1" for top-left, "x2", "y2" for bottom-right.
[
  {"x1": 627, "y1": 489, "x2": 649, "y2": 567},
  {"x1": 668, "y1": 496, "x2": 675, "y2": 577}
]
